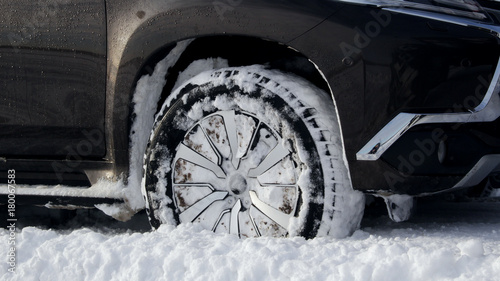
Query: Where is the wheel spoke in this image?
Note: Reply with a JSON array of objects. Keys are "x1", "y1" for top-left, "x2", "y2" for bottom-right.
[
  {"x1": 199, "y1": 123, "x2": 223, "y2": 166},
  {"x1": 179, "y1": 191, "x2": 228, "y2": 222},
  {"x1": 230, "y1": 199, "x2": 242, "y2": 235},
  {"x1": 244, "y1": 120, "x2": 261, "y2": 158},
  {"x1": 252, "y1": 184, "x2": 298, "y2": 216},
  {"x1": 175, "y1": 143, "x2": 226, "y2": 178},
  {"x1": 219, "y1": 111, "x2": 240, "y2": 169},
  {"x1": 259, "y1": 183, "x2": 297, "y2": 188},
  {"x1": 195, "y1": 200, "x2": 230, "y2": 232},
  {"x1": 248, "y1": 141, "x2": 290, "y2": 178},
  {"x1": 249, "y1": 190, "x2": 290, "y2": 229},
  {"x1": 248, "y1": 212, "x2": 261, "y2": 237},
  {"x1": 211, "y1": 209, "x2": 230, "y2": 232}
]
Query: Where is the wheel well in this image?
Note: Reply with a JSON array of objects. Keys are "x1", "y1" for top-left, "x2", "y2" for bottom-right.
[
  {"x1": 122, "y1": 36, "x2": 335, "y2": 182},
  {"x1": 138, "y1": 35, "x2": 332, "y2": 113}
]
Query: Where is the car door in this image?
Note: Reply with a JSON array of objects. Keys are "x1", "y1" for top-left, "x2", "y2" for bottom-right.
[{"x1": 0, "y1": 0, "x2": 106, "y2": 158}]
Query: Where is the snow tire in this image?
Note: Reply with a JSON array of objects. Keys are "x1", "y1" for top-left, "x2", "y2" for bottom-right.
[{"x1": 143, "y1": 66, "x2": 364, "y2": 238}]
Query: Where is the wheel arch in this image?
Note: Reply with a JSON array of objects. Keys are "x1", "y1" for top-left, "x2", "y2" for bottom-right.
[
  {"x1": 112, "y1": 35, "x2": 340, "y2": 178},
  {"x1": 151, "y1": 36, "x2": 333, "y2": 112},
  {"x1": 106, "y1": 0, "x2": 345, "y2": 178}
]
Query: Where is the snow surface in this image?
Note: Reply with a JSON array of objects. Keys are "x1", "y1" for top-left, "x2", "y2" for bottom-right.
[
  {"x1": 0, "y1": 179, "x2": 124, "y2": 199},
  {"x1": 2, "y1": 200, "x2": 500, "y2": 280}
]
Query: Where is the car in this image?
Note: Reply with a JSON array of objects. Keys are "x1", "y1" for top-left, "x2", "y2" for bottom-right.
[{"x1": 1, "y1": 0, "x2": 500, "y2": 238}]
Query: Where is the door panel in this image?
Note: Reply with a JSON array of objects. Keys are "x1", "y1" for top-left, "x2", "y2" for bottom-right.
[{"x1": 0, "y1": 0, "x2": 106, "y2": 158}]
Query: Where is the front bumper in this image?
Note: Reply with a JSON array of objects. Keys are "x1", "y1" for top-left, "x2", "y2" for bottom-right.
[{"x1": 354, "y1": 7, "x2": 500, "y2": 196}]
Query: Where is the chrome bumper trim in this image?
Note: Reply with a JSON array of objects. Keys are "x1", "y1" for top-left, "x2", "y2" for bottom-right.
[
  {"x1": 416, "y1": 154, "x2": 500, "y2": 196},
  {"x1": 452, "y1": 155, "x2": 500, "y2": 189}
]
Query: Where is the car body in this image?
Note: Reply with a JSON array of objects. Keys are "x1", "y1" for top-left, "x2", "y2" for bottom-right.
[{"x1": 1, "y1": 0, "x2": 499, "y2": 235}]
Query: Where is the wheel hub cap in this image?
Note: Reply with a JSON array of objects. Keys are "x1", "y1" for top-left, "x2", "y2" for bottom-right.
[
  {"x1": 172, "y1": 110, "x2": 300, "y2": 237},
  {"x1": 229, "y1": 174, "x2": 247, "y2": 195}
]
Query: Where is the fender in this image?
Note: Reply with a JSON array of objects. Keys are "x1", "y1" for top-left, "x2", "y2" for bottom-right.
[{"x1": 105, "y1": 0, "x2": 344, "y2": 175}]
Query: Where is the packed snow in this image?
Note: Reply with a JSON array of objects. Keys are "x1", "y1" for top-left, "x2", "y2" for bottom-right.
[
  {"x1": 2, "y1": 199, "x2": 500, "y2": 280},
  {"x1": 126, "y1": 39, "x2": 193, "y2": 212}
]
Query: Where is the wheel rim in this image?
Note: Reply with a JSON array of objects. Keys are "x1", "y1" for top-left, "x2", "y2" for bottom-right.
[{"x1": 172, "y1": 110, "x2": 300, "y2": 237}]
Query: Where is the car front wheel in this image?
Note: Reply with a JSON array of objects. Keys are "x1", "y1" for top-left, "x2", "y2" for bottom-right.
[{"x1": 143, "y1": 66, "x2": 364, "y2": 238}]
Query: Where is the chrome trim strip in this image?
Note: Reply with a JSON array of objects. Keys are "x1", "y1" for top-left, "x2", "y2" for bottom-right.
[
  {"x1": 452, "y1": 155, "x2": 500, "y2": 189},
  {"x1": 336, "y1": 0, "x2": 488, "y2": 20},
  {"x1": 357, "y1": 9, "x2": 500, "y2": 161},
  {"x1": 416, "y1": 154, "x2": 500, "y2": 196}
]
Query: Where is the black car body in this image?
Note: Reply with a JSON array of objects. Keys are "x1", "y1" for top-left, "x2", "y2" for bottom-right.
[{"x1": 1, "y1": 0, "x2": 500, "y2": 236}]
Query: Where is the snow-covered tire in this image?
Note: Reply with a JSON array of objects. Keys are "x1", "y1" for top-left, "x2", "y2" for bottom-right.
[{"x1": 143, "y1": 66, "x2": 364, "y2": 238}]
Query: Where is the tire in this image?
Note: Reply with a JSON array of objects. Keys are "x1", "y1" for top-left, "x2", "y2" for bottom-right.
[{"x1": 143, "y1": 66, "x2": 364, "y2": 238}]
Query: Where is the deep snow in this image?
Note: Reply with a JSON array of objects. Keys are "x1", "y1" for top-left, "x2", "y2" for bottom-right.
[
  {"x1": 2, "y1": 199, "x2": 500, "y2": 281},
  {"x1": 1, "y1": 42, "x2": 499, "y2": 281}
]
